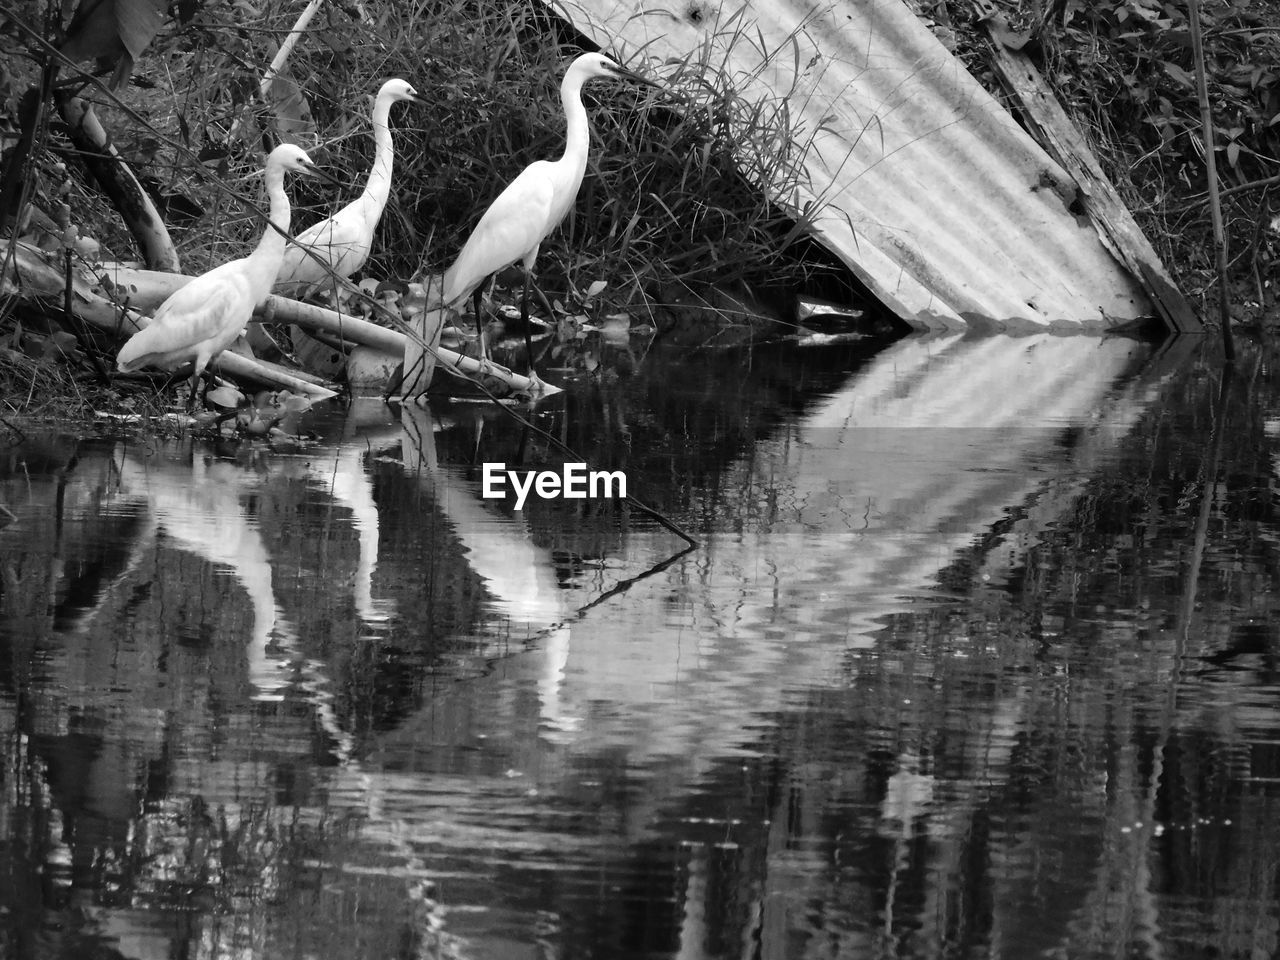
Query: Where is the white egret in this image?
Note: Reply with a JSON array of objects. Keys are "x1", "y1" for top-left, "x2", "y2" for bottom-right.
[
  {"x1": 275, "y1": 78, "x2": 424, "y2": 298},
  {"x1": 442, "y1": 52, "x2": 656, "y2": 369},
  {"x1": 117, "y1": 143, "x2": 321, "y2": 404}
]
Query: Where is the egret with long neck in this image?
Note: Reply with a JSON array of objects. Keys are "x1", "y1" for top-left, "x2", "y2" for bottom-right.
[
  {"x1": 117, "y1": 144, "x2": 321, "y2": 405},
  {"x1": 275, "y1": 78, "x2": 423, "y2": 297},
  {"x1": 442, "y1": 53, "x2": 656, "y2": 371}
]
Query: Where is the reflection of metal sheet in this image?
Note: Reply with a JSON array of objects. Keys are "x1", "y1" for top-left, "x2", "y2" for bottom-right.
[
  {"x1": 554, "y1": 0, "x2": 1158, "y2": 330},
  {"x1": 541, "y1": 335, "x2": 1189, "y2": 764}
]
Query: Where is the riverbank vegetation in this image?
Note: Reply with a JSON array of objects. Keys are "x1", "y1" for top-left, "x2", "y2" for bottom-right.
[
  {"x1": 2, "y1": 0, "x2": 846, "y2": 420},
  {"x1": 3, "y1": 0, "x2": 1280, "y2": 419},
  {"x1": 920, "y1": 0, "x2": 1280, "y2": 326}
]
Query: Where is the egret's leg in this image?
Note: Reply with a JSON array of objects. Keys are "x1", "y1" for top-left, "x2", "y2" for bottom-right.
[
  {"x1": 188, "y1": 355, "x2": 212, "y2": 412},
  {"x1": 472, "y1": 284, "x2": 488, "y2": 361},
  {"x1": 519, "y1": 270, "x2": 534, "y2": 368},
  {"x1": 519, "y1": 249, "x2": 545, "y2": 376}
]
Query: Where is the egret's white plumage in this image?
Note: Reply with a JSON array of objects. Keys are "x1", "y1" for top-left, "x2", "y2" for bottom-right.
[
  {"x1": 117, "y1": 144, "x2": 319, "y2": 396},
  {"x1": 275, "y1": 78, "x2": 421, "y2": 297},
  {"x1": 442, "y1": 53, "x2": 655, "y2": 362}
]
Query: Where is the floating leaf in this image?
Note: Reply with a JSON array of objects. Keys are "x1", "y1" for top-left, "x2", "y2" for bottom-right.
[
  {"x1": 602, "y1": 313, "x2": 631, "y2": 337},
  {"x1": 206, "y1": 385, "x2": 243, "y2": 409}
]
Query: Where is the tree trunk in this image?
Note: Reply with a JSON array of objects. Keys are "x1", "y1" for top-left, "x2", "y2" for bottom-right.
[{"x1": 56, "y1": 93, "x2": 181, "y2": 272}]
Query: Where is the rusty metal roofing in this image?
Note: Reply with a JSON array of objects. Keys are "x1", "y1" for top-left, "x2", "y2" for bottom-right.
[{"x1": 551, "y1": 0, "x2": 1165, "y2": 332}]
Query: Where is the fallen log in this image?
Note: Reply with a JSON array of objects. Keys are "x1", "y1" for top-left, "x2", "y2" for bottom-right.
[
  {"x1": 209, "y1": 351, "x2": 337, "y2": 399},
  {"x1": 979, "y1": 13, "x2": 1200, "y2": 335}
]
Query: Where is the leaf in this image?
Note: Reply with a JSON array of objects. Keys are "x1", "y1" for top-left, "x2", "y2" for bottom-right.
[
  {"x1": 115, "y1": 0, "x2": 165, "y2": 61},
  {"x1": 61, "y1": 0, "x2": 125, "y2": 62},
  {"x1": 45, "y1": 331, "x2": 80, "y2": 358},
  {"x1": 61, "y1": 0, "x2": 165, "y2": 87},
  {"x1": 1160, "y1": 60, "x2": 1195, "y2": 89},
  {"x1": 266, "y1": 71, "x2": 317, "y2": 145},
  {"x1": 585, "y1": 279, "x2": 608, "y2": 298}
]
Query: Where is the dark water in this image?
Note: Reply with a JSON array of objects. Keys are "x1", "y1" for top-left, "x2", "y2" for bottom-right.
[{"x1": 2, "y1": 331, "x2": 1278, "y2": 959}]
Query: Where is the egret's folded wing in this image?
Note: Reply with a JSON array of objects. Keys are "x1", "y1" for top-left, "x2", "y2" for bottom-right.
[{"x1": 443, "y1": 167, "x2": 554, "y2": 305}]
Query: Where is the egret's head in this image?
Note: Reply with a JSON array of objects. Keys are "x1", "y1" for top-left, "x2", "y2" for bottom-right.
[
  {"x1": 570, "y1": 52, "x2": 660, "y2": 89},
  {"x1": 379, "y1": 77, "x2": 424, "y2": 105},
  {"x1": 268, "y1": 143, "x2": 322, "y2": 179}
]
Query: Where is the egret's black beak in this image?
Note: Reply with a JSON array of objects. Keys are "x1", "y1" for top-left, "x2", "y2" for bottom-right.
[
  {"x1": 408, "y1": 91, "x2": 429, "y2": 105},
  {"x1": 611, "y1": 64, "x2": 661, "y2": 89}
]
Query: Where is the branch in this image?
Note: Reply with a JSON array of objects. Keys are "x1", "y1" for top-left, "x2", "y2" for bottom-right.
[
  {"x1": 260, "y1": 0, "x2": 326, "y2": 102},
  {"x1": 56, "y1": 93, "x2": 181, "y2": 272},
  {"x1": 226, "y1": 0, "x2": 326, "y2": 145}
]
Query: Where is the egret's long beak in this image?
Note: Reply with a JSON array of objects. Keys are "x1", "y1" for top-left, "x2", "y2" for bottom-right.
[
  {"x1": 611, "y1": 64, "x2": 661, "y2": 89},
  {"x1": 304, "y1": 163, "x2": 342, "y2": 187}
]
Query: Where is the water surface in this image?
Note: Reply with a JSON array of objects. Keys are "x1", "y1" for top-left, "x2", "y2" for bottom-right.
[{"x1": 1, "y1": 332, "x2": 1275, "y2": 959}]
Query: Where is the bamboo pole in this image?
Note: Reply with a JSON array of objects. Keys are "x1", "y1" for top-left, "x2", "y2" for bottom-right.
[
  {"x1": 15, "y1": 245, "x2": 552, "y2": 398},
  {"x1": 90, "y1": 261, "x2": 553, "y2": 397}
]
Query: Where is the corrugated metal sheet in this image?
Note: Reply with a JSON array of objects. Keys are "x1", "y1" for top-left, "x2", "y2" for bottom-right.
[{"x1": 551, "y1": 0, "x2": 1159, "y2": 331}]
